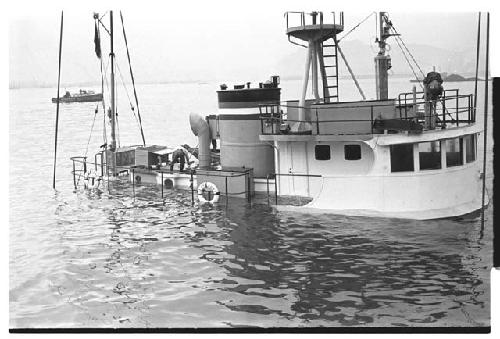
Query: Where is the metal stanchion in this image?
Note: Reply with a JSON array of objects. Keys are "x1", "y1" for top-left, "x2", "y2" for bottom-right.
[
  {"x1": 161, "y1": 172, "x2": 164, "y2": 205},
  {"x1": 132, "y1": 168, "x2": 135, "y2": 201}
]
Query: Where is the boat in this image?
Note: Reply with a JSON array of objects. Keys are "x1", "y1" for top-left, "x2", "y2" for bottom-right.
[
  {"x1": 69, "y1": 11, "x2": 488, "y2": 220},
  {"x1": 51, "y1": 89, "x2": 103, "y2": 103}
]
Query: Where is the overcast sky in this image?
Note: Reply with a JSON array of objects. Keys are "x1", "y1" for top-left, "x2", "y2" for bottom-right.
[{"x1": 8, "y1": 1, "x2": 491, "y2": 87}]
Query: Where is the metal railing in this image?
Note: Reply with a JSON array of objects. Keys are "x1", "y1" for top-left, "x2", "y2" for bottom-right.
[
  {"x1": 397, "y1": 89, "x2": 475, "y2": 126},
  {"x1": 259, "y1": 91, "x2": 475, "y2": 136},
  {"x1": 285, "y1": 11, "x2": 344, "y2": 48},
  {"x1": 265, "y1": 172, "x2": 322, "y2": 205},
  {"x1": 285, "y1": 11, "x2": 344, "y2": 30},
  {"x1": 70, "y1": 155, "x2": 254, "y2": 205}
]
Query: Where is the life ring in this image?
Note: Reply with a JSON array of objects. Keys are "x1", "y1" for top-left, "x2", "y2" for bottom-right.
[
  {"x1": 197, "y1": 181, "x2": 220, "y2": 204},
  {"x1": 83, "y1": 169, "x2": 101, "y2": 190}
]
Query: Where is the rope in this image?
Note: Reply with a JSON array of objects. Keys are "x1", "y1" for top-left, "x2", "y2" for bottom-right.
[
  {"x1": 76, "y1": 107, "x2": 100, "y2": 187},
  {"x1": 52, "y1": 11, "x2": 64, "y2": 189},
  {"x1": 338, "y1": 12, "x2": 376, "y2": 43},
  {"x1": 120, "y1": 11, "x2": 146, "y2": 146}
]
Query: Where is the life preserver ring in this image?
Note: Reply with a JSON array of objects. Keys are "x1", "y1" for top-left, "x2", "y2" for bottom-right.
[
  {"x1": 197, "y1": 181, "x2": 220, "y2": 204},
  {"x1": 83, "y1": 169, "x2": 101, "y2": 190}
]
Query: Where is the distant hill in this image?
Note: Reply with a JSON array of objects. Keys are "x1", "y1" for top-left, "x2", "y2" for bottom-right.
[{"x1": 274, "y1": 39, "x2": 484, "y2": 80}]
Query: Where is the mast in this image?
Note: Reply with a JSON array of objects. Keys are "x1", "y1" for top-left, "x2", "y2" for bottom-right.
[
  {"x1": 375, "y1": 12, "x2": 392, "y2": 100},
  {"x1": 110, "y1": 10, "x2": 116, "y2": 153}
]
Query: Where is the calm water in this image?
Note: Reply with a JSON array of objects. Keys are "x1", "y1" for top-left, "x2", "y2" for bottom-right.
[{"x1": 9, "y1": 78, "x2": 493, "y2": 328}]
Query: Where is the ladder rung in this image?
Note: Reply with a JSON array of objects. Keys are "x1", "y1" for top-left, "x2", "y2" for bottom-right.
[
  {"x1": 323, "y1": 55, "x2": 337, "y2": 57},
  {"x1": 327, "y1": 85, "x2": 338, "y2": 88},
  {"x1": 324, "y1": 65, "x2": 337, "y2": 68},
  {"x1": 323, "y1": 44, "x2": 336, "y2": 47}
]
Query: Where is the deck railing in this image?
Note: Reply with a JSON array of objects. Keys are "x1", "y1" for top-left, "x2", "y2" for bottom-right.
[
  {"x1": 70, "y1": 155, "x2": 255, "y2": 205},
  {"x1": 285, "y1": 11, "x2": 344, "y2": 31},
  {"x1": 259, "y1": 90, "x2": 474, "y2": 136}
]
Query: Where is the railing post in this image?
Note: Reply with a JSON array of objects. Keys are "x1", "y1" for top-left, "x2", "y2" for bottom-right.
[
  {"x1": 225, "y1": 176, "x2": 228, "y2": 206},
  {"x1": 316, "y1": 109, "x2": 320, "y2": 134},
  {"x1": 72, "y1": 160, "x2": 77, "y2": 190},
  {"x1": 247, "y1": 173, "x2": 251, "y2": 203},
  {"x1": 83, "y1": 157, "x2": 87, "y2": 174},
  {"x1": 161, "y1": 171, "x2": 164, "y2": 205},
  {"x1": 190, "y1": 170, "x2": 194, "y2": 206},
  {"x1": 370, "y1": 106, "x2": 374, "y2": 134},
  {"x1": 266, "y1": 174, "x2": 270, "y2": 205},
  {"x1": 274, "y1": 174, "x2": 278, "y2": 205},
  {"x1": 456, "y1": 94, "x2": 459, "y2": 126},
  {"x1": 100, "y1": 152, "x2": 104, "y2": 177},
  {"x1": 132, "y1": 168, "x2": 135, "y2": 201}
]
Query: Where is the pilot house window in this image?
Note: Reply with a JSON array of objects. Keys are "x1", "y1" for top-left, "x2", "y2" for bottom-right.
[
  {"x1": 464, "y1": 134, "x2": 476, "y2": 163},
  {"x1": 419, "y1": 141, "x2": 441, "y2": 170},
  {"x1": 390, "y1": 144, "x2": 414, "y2": 172},
  {"x1": 344, "y1": 145, "x2": 361, "y2": 160},
  {"x1": 315, "y1": 145, "x2": 331, "y2": 160},
  {"x1": 445, "y1": 138, "x2": 463, "y2": 167}
]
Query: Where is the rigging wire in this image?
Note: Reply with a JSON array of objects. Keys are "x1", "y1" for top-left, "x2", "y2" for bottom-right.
[
  {"x1": 120, "y1": 11, "x2": 146, "y2": 146},
  {"x1": 52, "y1": 11, "x2": 64, "y2": 189},
  {"x1": 76, "y1": 108, "x2": 100, "y2": 187},
  {"x1": 338, "y1": 11, "x2": 376, "y2": 43},
  {"x1": 115, "y1": 69, "x2": 121, "y2": 148},
  {"x1": 389, "y1": 25, "x2": 425, "y2": 78},
  {"x1": 116, "y1": 61, "x2": 143, "y2": 134},
  {"x1": 392, "y1": 34, "x2": 424, "y2": 89}
]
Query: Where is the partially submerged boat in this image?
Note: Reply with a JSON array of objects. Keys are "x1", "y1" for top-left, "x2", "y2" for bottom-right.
[
  {"x1": 52, "y1": 89, "x2": 103, "y2": 103},
  {"x1": 70, "y1": 11, "x2": 488, "y2": 220}
]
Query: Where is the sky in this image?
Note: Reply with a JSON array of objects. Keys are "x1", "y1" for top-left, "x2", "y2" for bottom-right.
[{"x1": 7, "y1": 0, "x2": 498, "y2": 87}]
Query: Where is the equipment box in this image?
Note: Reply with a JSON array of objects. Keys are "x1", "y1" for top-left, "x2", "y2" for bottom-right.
[
  {"x1": 135, "y1": 145, "x2": 168, "y2": 167},
  {"x1": 196, "y1": 167, "x2": 254, "y2": 199}
]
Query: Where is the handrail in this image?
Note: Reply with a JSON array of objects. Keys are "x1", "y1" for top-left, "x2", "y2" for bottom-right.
[
  {"x1": 285, "y1": 11, "x2": 344, "y2": 31},
  {"x1": 259, "y1": 91, "x2": 475, "y2": 136},
  {"x1": 266, "y1": 172, "x2": 322, "y2": 205}
]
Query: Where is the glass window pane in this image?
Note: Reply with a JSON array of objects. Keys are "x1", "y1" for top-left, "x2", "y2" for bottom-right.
[
  {"x1": 419, "y1": 141, "x2": 441, "y2": 170},
  {"x1": 465, "y1": 134, "x2": 476, "y2": 163},
  {"x1": 390, "y1": 144, "x2": 414, "y2": 172},
  {"x1": 315, "y1": 145, "x2": 331, "y2": 160},
  {"x1": 344, "y1": 145, "x2": 361, "y2": 160},
  {"x1": 446, "y1": 138, "x2": 463, "y2": 167}
]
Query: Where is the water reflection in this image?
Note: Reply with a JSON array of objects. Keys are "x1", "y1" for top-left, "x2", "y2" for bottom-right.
[
  {"x1": 182, "y1": 198, "x2": 490, "y2": 327},
  {"x1": 10, "y1": 178, "x2": 490, "y2": 328}
]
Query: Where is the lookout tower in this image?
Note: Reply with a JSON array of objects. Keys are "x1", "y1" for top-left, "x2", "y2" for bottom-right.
[{"x1": 285, "y1": 11, "x2": 344, "y2": 132}]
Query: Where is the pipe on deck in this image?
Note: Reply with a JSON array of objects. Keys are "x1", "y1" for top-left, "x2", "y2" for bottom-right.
[{"x1": 189, "y1": 113, "x2": 211, "y2": 168}]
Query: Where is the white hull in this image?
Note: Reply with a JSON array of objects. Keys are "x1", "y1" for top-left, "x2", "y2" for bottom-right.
[{"x1": 277, "y1": 167, "x2": 488, "y2": 220}]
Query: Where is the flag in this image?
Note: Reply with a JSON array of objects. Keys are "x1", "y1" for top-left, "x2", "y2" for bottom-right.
[{"x1": 94, "y1": 22, "x2": 101, "y2": 59}]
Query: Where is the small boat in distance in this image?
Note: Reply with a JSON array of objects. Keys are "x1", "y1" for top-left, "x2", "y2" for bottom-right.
[{"x1": 52, "y1": 89, "x2": 103, "y2": 103}]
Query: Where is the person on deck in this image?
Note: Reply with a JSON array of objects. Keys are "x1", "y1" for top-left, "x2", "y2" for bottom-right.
[{"x1": 170, "y1": 146, "x2": 189, "y2": 172}]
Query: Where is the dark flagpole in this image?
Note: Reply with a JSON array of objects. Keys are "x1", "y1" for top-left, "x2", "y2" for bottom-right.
[
  {"x1": 480, "y1": 12, "x2": 489, "y2": 231},
  {"x1": 473, "y1": 12, "x2": 481, "y2": 112},
  {"x1": 52, "y1": 11, "x2": 64, "y2": 189}
]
